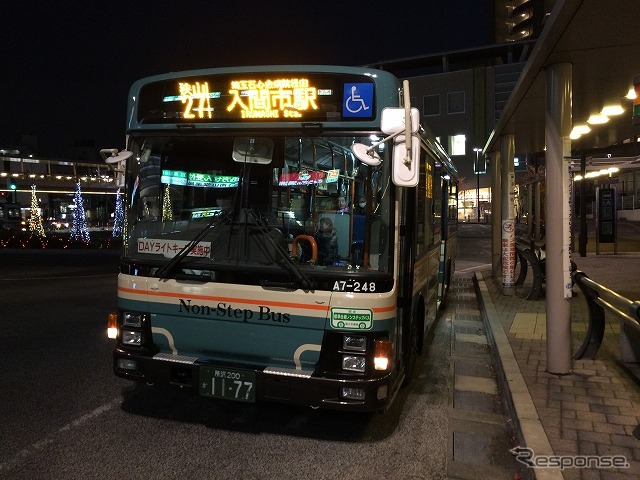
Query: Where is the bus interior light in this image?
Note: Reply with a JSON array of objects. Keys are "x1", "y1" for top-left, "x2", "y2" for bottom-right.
[
  {"x1": 107, "y1": 312, "x2": 118, "y2": 339},
  {"x1": 374, "y1": 339, "x2": 392, "y2": 371}
]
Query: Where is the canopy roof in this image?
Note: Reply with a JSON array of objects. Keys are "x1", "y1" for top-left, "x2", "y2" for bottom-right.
[{"x1": 484, "y1": 0, "x2": 640, "y2": 161}]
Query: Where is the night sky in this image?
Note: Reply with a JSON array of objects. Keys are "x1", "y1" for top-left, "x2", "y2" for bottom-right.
[{"x1": 2, "y1": 1, "x2": 488, "y2": 159}]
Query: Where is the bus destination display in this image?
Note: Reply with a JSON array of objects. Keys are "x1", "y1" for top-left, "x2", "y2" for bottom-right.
[{"x1": 136, "y1": 73, "x2": 376, "y2": 124}]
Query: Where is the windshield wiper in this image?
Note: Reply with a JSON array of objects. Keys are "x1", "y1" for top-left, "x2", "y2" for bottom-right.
[
  {"x1": 243, "y1": 209, "x2": 316, "y2": 291},
  {"x1": 155, "y1": 210, "x2": 232, "y2": 279}
]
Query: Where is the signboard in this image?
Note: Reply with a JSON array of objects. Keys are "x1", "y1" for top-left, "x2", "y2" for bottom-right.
[
  {"x1": 161, "y1": 170, "x2": 239, "y2": 188},
  {"x1": 278, "y1": 171, "x2": 326, "y2": 186},
  {"x1": 597, "y1": 187, "x2": 616, "y2": 243},
  {"x1": 137, "y1": 238, "x2": 211, "y2": 258},
  {"x1": 137, "y1": 72, "x2": 376, "y2": 124},
  {"x1": 330, "y1": 307, "x2": 373, "y2": 330},
  {"x1": 501, "y1": 219, "x2": 516, "y2": 287}
]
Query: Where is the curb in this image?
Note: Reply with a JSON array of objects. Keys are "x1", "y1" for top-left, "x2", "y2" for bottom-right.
[{"x1": 473, "y1": 271, "x2": 563, "y2": 480}]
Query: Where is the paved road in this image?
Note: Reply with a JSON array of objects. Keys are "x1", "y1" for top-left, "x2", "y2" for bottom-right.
[
  {"x1": 0, "y1": 226, "x2": 523, "y2": 480},
  {"x1": 0, "y1": 250, "x2": 453, "y2": 480}
]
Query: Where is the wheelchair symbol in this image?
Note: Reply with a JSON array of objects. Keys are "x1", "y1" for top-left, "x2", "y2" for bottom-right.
[{"x1": 345, "y1": 85, "x2": 370, "y2": 114}]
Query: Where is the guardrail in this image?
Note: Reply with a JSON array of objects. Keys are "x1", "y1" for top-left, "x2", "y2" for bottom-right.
[{"x1": 572, "y1": 270, "x2": 640, "y2": 361}]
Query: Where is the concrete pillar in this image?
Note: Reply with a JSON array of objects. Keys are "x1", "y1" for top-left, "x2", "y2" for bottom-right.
[
  {"x1": 491, "y1": 151, "x2": 502, "y2": 277},
  {"x1": 545, "y1": 63, "x2": 573, "y2": 375},
  {"x1": 501, "y1": 135, "x2": 516, "y2": 295}
]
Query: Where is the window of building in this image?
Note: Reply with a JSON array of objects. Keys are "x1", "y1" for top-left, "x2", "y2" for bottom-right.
[
  {"x1": 423, "y1": 94, "x2": 440, "y2": 116},
  {"x1": 447, "y1": 91, "x2": 465, "y2": 114},
  {"x1": 448, "y1": 134, "x2": 466, "y2": 156}
]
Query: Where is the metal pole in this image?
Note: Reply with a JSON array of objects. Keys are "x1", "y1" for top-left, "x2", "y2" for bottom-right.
[
  {"x1": 477, "y1": 170, "x2": 480, "y2": 222},
  {"x1": 545, "y1": 62, "x2": 572, "y2": 375},
  {"x1": 475, "y1": 148, "x2": 481, "y2": 222},
  {"x1": 579, "y1": 149, "x2": 587, "y2": 256}
]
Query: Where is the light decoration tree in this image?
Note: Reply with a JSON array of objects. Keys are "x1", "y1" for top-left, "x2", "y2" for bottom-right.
[
  {"x1": 70, "y1": 181, "x2": 91, "y2": 243},
  {"x1": 113, "y1": 188, "x2": 124, "y2": 237},
  {"x1": 29, "y1": 185, "x2": 46, "y2": 238},
  {"x1": 162, "y1": 184, "x2": 173, "y2": 221}
]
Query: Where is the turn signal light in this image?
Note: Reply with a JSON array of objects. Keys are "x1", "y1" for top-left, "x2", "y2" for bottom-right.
[
  {"x1": 374, "y1": 339, "x2": 392, "y2": 371},
  {"x1": 107, "y1": 312, "x2": 118, "y2": 339}
]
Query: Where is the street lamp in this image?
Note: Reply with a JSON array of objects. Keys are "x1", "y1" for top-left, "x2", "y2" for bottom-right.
[{"x1": 473, "y1": 147, "x2": 482, "y2": 222}]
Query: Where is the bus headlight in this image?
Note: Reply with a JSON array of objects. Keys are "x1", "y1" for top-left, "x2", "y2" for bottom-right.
[
  {"x1": 122, "y1": 330, "x2": 142, "y2": 345},
  {"x1": 342, "y1": 355, "x2": 366, "y2": 372},
  {"x1": 343, "y1": 334, "x2": 366, "y2": 352},
  {"x1": 123, "y1": 312, "x2": 144, "y2": 327}
]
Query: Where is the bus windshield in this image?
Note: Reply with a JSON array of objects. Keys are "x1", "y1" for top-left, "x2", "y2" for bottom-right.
[{"x1": 124, "y1": 134, "x2": 393, "y2": 280}]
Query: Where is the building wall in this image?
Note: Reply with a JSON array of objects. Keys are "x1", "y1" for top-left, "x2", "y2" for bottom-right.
[{"x1": 407, "y1": 68, "x2": 493, "y2": 190}]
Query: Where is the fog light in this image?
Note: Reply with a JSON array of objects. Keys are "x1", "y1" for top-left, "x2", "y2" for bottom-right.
[
  {"x1": 122, "y1": 330, "x2": 142, "y2": 345},
  {"x1": 377, "y1": 385, "x2": 388, "y2": 400},
  {"x1": 374, "y1": 339, "x2": 392, "y2": 371},
  {"x1": 343, "y1": 334, "x2": 366, "y2": 352},
  {"x1": 117, "y1": 359, "x2": 137, "y2": 371},
  {"x1": 341, "y1": 387, "x2": 365, "y2": 400},
  {"x1": 342, "y1": 355, "x2": 366, "y2": 372}
]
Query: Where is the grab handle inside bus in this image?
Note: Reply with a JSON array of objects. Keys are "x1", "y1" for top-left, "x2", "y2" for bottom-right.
[{"x1": 292, "y1": 235, "x2": 318, "y2": 262}]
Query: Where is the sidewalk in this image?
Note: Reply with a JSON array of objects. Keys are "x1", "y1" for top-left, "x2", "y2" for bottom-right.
[{"x1": 474, "y1": 253, "x2": 640, "y2": 480}]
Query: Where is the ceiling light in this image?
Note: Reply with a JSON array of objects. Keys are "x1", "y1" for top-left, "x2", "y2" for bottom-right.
[
  {"x1": 601, "y1": 105, "x2": 624, "y2": 116},
  {"x1": 587, "y1": 114, "x2": 609, "y2": 125},
  {"x1": 570, "y1": 124, "x2": 591, "y2": 139},
  {"x1": 626, "y1": 88, "x2": 637, "y2": 100}
]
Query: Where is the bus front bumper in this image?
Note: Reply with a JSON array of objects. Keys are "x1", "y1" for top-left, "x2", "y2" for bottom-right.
[{"x1": 114, "y1": 348, "x2": 395, "y2": 412}]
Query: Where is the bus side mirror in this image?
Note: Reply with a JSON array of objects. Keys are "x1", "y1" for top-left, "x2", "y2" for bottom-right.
[
  {"x1": 381, "y1": 103, "x2": 420, "y2": 187},
  {"x1": 101, "y1": 149, "x2": 132, "y2": 188},
  {"x1": 351, "y1": 80, "x2": 421, "y2": 188},
  {"x1": 350, "y1": 106, "x2": 420, "y2": 172},
  {"x1": 392, "y1": 135, "x2": 420, "y2": 187}
]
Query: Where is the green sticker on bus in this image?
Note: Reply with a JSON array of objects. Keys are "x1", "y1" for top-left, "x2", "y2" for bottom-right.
[{"x1": 330, "y1": 307, "x2": 373, "y2": 330}]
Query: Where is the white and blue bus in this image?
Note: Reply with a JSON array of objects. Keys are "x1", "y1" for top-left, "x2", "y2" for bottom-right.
[{"x1": 106, "y1": 65, "x2": 458, "y2": 412}]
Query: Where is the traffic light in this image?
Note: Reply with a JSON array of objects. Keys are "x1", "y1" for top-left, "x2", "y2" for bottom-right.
[{"x1": 9, "y1": 178, "x2": 17, "y2": 190}]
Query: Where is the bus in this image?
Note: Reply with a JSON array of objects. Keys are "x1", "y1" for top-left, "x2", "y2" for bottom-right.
[
  {"x1": 0, "y1": 202, "x2": 24, "y2": 231},
  {"x1": 106, "y1": 65, "x2": 458, "y2": 412}
]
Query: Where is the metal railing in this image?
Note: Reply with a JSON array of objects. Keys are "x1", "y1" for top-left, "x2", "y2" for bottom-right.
[
  {"x1": 515, "y1": 239, "x2": 545, "y2": 300},
  {"x1": 572, "y1": 270, "x2": 640, "y2": 361}
]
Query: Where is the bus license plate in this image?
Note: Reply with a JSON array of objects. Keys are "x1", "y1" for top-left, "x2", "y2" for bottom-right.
[{"x1": 199, "y1": 366, "x2": 256, "y2": 403}]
